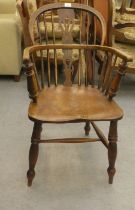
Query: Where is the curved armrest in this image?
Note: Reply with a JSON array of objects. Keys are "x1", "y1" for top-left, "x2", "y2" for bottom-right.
[
  {"x1": 23, "y1": 44, "x2": 133, "y2": 101},
  {"x1": 23, "y1": 44, "x2": 133, "y2": 62}
]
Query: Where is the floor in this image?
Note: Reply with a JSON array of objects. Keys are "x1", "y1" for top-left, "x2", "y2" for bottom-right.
[{"x1": 0, "y1": 74, "x2": 135, "y2": 210}]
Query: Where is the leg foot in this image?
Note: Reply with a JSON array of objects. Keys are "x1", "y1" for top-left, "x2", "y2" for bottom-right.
[
  {"x1": 27, "y1": 169, "x2": 35, "y2": 187},
  {"x1": 107, "y1": 121, "x2": 117, "y2": 184},
  {"x1": 107, "y1": 167, "x2": 116, "y2": 184},
  {"x1": 84, "y1": 121, "x2": 91, "y2": 136},
  {"x1": 27, "y1": 122, "x2": 42, "y2": 186}
]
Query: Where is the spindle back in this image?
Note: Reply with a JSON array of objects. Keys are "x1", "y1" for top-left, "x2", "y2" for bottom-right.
[
  {"x1": 27, "y1": 3, "x2": 124, "y2": 91},
  {"x1": 29, "y1": 3, "x2": 106, "y2": 45}
]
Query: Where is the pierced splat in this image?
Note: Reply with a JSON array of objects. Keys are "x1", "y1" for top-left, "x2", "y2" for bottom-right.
[
  {"x1": 58, "y1": 8, "x2": 75, "y2": 44},
  {"x1": 63, "y1": 59, "x2": 73, "y2": 86},
  {"x1": 58, "y1": 9, "x2": 75, "y2": 86}
]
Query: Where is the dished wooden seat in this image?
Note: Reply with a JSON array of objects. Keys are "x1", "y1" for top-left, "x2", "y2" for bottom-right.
[{"x1": 29, "y1": 85, "x2": 123, "y2": 122}]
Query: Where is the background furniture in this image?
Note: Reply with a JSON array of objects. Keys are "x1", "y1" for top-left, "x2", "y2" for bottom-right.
[
  {"x1": 17, "y1": 0, "x2": 32, "y2": 46},
  {"x1": 130, "y1": 0, "x2": 135, "y2": 7},
  {"x1": 0, "y1": 0, "x2": 22, "y2": 81},
  {"x1": 23, "y1": 3, "x2": 132, "y2": 186},
  {"x1": 114, "y1": 0, "x2": 135, "y2": 73},
  {"x1": 17, "y1": 0, "x2": 93, "y2": 47},
  {"x1": 92, "y1": 0, "x2": 135, "y2": 74}
]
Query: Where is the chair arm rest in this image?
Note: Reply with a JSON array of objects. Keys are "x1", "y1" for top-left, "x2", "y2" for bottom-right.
[
  {"x1": 23, "y1": 44, "x2": 133, "y2": 101},
  {"x1": 23, "y1": 44, "x2": 133, "y2": 62},
  {"x1": 99, "y1": 46, "x2": 133, "y2": 100},
  {"x1": 102, "y1": 46, "x2": 133, "y2": 62},
  {"x1": 0, "y1": 0, "x2": 16, "y2": 14},
  {"x1": 0, "y1": 15, "x2": 22, "y2": 75}
]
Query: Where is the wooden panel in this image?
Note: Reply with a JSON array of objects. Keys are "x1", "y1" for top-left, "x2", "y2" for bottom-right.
[{"x1": 93, "y1": 0, "x2": 113, "y2": 45}]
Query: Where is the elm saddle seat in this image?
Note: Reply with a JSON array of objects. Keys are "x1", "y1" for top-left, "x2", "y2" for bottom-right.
[
  {"x1": 24, "y1": 3, "x2": 132, "y2": 187},
  {"x1": 29, "y1": 85, "x2": 123, "y2": 122}
]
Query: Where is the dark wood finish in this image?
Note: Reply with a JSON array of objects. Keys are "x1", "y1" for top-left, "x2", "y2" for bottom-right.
[
  {"x1": 107, "y1": 120, "x2": 118, "y2": 184},
  {"x1": 92, "y1": 0, "x2": 113, "y2": 46},
  {"x1": 91, "y1": 122, "x2": 108, "y2": 148},
  {"x1": 39, "y1": 138, "x2": 100, "y2": 143},
  {"x1": 84, "y1": 121, "x2": 91, "y2": 136},
  {"x1": 23, "y1": 3, "x2": 131, "y2": 186},
  {"x1": 130, "y1": 0, "x2": 135, "y2": 8},
  {"x1": 27, "y1": 122, "x2": 42, "y2": 186}
]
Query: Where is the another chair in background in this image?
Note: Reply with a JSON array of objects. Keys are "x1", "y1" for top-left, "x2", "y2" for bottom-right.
[
  {"x1": 0, "y1": 0, "x2": 22, "y2": 81},
  {"x1": 115, "y1": 0, "x2": 135, "y2": 27},
  {"x1": 23, "y1": 3, "x2": 132, "y2": 186},
  {"x1": 16, "y1": 0, "x2": 36, "y2": 47},
  {"x1": 114, "y1": 0, "x2": 135, "y2": 73},
  {"x1": 130, "y1": 0, "x2": 135, "y2": 8},
  {"x1": 92, "y1": 0, "x2": 135, "y2": 74},
  {"x1": 17, "y1": 0, "x2": 93, "y2": 47}
]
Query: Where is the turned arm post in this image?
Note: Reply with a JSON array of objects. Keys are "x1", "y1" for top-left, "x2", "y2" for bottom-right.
[
  {"x1": 108, "y1": 60, "x2": 127, "y2": 100},
  {"x1": 23, "y1": 59, "x2": 39, "y2": 103}
]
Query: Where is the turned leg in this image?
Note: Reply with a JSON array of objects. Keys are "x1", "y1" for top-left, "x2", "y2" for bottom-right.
[
  {"x1": 27, "y1": 122, "x2": 42, "y2": 186},
  {"x1": 84, "y1": 121, "x2": 91, "y2": 136},
  {"x1": 107, "y1": 121, "x2": 118, "y2": 184}
]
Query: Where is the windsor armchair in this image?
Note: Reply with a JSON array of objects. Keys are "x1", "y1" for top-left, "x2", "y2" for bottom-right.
[{"x1": 23, "y1": 3, "x2": 132, "y2": 186}]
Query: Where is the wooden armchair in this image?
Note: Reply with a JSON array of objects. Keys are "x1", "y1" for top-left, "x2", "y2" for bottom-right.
[{"x1": 23, "y1": 3, "x2": 132, "y2": 186}]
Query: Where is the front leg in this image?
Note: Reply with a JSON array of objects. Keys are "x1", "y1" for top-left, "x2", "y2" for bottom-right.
[
  {"x1": 27, "y1": 122, "x2": 42, "y2": 186},
  {"x1": 107, "y1": 120, "x2": 118, "y2": 184}
]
